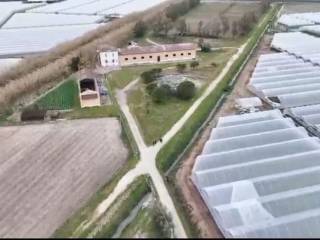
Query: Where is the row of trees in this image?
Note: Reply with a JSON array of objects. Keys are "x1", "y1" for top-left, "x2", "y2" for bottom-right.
[
  {"x1": 134, "y1": 0, "x2": 271, "y2": 39},
  {"x1": 133, "y1": 0, "x2": 200, "y2": 38}
]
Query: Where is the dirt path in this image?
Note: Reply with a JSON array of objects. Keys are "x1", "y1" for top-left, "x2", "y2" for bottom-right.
[
  {"x1": 175, "y1": 34, "x2": 274, "y2": 238},
  {"x1": 89, "y1": 40, "x2": 248, "y2": 238}
]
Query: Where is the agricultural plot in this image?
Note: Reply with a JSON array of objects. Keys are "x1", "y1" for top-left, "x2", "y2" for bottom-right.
[
  {"x1": 183, "y1": 1, "x2": 261, "y2": 37},
  {"x1": 35, "y1": 78, "x2": 80, "y2": 110},
  {"x1": 0, "y1": 118, "x2": 128, "y2": 238}
]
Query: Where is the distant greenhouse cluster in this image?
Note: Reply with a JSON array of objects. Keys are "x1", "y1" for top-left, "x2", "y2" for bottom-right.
[{"x1": 0, "y1": 0, "x2": 166, "y2": 60}]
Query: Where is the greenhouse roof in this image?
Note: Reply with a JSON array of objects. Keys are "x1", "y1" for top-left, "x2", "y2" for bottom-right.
[
  {"x1": 248, "y1": 52, "x2": 320, "y2": 108},
  {"x1": 192, "y1": 110, "x2": 320, "y2": 238}
]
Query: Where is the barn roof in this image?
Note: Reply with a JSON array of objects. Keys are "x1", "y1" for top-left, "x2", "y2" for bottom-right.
[{"x1": 119, "y1": 43, "x2": 197, "y2": 55}]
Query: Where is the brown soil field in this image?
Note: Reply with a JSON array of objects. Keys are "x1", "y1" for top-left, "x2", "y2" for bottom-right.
[
  {"x1": 0, "y1": 118, "x2": 128, "y2": 238},
  {"x1": 175, "y1": 34, "x2": 274, "y2": 238}
]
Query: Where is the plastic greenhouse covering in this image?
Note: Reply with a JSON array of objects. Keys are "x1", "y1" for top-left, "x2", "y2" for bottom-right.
[
  {"x1": 287, "y1": 104, "x2": 320, "y2": 129},
  {"x1": 192, "y1": 110, "x2": 320, "y2": 238},
  {"x1": 248, "y1": 52, "x2": 320, "y2": 108}
]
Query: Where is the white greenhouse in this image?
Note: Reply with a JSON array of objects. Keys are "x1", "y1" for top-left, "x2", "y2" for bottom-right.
[
  {"x1": 248, "y1": 53, "x2": 320, "y2": 108},
  {"x1": 192, "y1": 109, "x2": 320, "y2": 238}
]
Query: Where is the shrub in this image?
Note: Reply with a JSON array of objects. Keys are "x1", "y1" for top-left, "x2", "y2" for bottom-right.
[
  {"x1": 146, "y1": 82, "x2": 158, "y2": 94},
  {"x1": 201, "y1": 43, "x2": 212, "y2": 52},
  {"x1": 141, "y1": 68, "x2": 162, "y2": 84},
  {"x1": 152, "y1": 85, "x2": 171, "y2": 103},
  {"x1": 21, "y1": 105, "x2": 46, "y2": 122},
  {"x1": 190, "y1": 61, "x2": 200, "y2": 69},
  {"x1": 176, "y1": 63, "x2": 187, "y2": 73},
  {"x1": 133, "y1": 20, "x2": 148, "y2": 38},
  {"x1": 177, "y1": 81, "x2": 196, "y2": 100}
]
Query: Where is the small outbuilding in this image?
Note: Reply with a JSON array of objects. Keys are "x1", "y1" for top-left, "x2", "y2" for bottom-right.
[{"x1": 79, "y1": 77, "x2": 101, "y2": 108}]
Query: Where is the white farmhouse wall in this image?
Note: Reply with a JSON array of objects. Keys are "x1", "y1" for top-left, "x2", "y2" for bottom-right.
[{"x1": 99, "y1": 51, "x2": 119, "y2": 67}]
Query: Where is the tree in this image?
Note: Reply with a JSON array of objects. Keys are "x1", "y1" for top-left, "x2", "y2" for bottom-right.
[
  {"x1": 211, "y1": 21, "x2": 222, "y2": 38},
  {"x1": 177, "y1": 19, "x2": 187, "y2": 36},
  {"x1": 197, "y1": 20, "x2": 204, "y2": 37},
  {"x1": 141, "y1": 68, "x2": 162, "y2": 84},
  {"x1": 201, "y1": 43, "x2": 211, "y2": 52},
  {"x1": 176, "y1": 63, "x2": 187, "y2": 73},
  {"x1": 190, "y1": 61, "x2": 199, "y2": 69},
  {"x1": 177, "y1": 81, "x2": 196, "y2": 100},
  {"x1": 220, "y1": 15, "x2": 230, "y2": 36},
  {"x1": 152, "y1": 85, "x2": 171, "y2": 103},
  {"x1": 133, "y1": 20, "x2": 147, "y2": 38},
  {"x1": 69, "y1": 56, "x2": 80, "y2": 72},
  {"x1": 231, "y1": 21, "x2": 238, "y2": 38}
]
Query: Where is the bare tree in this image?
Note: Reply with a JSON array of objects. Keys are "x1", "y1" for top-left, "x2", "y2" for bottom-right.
[
  {"x1": 231, "y1": 21, "x2": 238, "y2": 38},
  {"x1": 177, "y1": 19, "x2": 187, "y2": 36},
  {"x1": 220, "y1": 14, "x2": 230, "y2": 36},
  {"x1": 197, "y1": 20, "x2": 204, "y2": 37},
  {"x1": 211, "y1": 20, "x2": 222, "y2": 38}
]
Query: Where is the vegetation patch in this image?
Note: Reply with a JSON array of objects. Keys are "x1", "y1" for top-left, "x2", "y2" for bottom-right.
[
  {"x1": 62, "y1": 106, "x2": 119, "y2": 119},
  {"x1": 35, "y1": 77, "x2": 80, "y2": 110},
  {"x1": 127, "y1": 49, "x2": 234, "y2": 145}
]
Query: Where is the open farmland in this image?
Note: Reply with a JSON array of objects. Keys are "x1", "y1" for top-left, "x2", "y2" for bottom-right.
[
  {"x1": 0, "y1": 118, "x2": 128, "y2": 238},
  {"x1": 183, "y1": 1, "x2": 261, "y2": 36}
]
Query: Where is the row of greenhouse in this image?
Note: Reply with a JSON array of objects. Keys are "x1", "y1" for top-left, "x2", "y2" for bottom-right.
[{"x1": 192, "y1": 14, "x2": 320, "y2": 238}]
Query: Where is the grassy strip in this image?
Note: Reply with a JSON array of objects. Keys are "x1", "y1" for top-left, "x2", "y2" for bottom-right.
[
  {"x1": 106, "y1": 76, "x2": 140, "y2": 158},
  {"x1": 156, "y1": 5, "x2": 280, "y2": 173},
  {"x1": 81, "y1": 175, "x2": 151, "y2": 238},
  {"x1": 63, "y1": 105, "x2": 119, "y2": 119},
  {"x1": 35, "y1": 77, "x2": 80, "y2": 110}
]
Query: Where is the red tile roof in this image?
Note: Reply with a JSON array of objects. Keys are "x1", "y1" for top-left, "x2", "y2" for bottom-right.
[{"x1": 119, "y1": 43, "x2": 197, "y2": 56}]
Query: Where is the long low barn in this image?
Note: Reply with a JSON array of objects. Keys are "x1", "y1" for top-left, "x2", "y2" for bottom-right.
[
  {"x1": 192, "y1": 110, "x2": 320, "y2": 238},
  {"x1": 0, "y1": 118, "x2": 128, "y2": 237}
]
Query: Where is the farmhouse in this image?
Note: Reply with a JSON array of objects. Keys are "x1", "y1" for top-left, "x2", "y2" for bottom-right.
[
  {"x1": 78, "y1": 77, "x2": 101, "y2": 108},
  {"x1": 99, "y1": 43, "x2": 197, "y2": 67}
]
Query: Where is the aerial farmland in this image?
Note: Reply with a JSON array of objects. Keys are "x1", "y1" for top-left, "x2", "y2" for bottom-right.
[{"x1": 0, "y1": 118, "x2": 128, "y2": 238}]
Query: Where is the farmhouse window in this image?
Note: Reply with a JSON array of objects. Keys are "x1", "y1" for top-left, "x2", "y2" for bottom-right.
[
  {"x1": 165, "y1": 54, "x2": 169, "y2": 57},
  {"x1": 125, "y1": 58, "x2": 129, "y2": 61},
  {"x1": 188, "y1": 52, "x2": 192, "y2": 55},
  {"x1": 133, "y1": 57, "x2": 137, "y2": 60},
  {"x1": 181, "y1": 53, "x2": 184, "y2": 56},
  {"x1": 141, "y1": 56, "x2": 145, "y2": 59},
  {"x1": 173, "y1": 53, "x2": 176, "y2": 57},
  {"x1": 149, "y1": 56, "x2": 153, "y2": 58}
]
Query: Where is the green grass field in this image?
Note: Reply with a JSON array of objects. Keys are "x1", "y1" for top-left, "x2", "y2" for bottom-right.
[
  {"x1": 36, "y1": 77, "x2": 80, "y2": 110},
  {"x1": 108, "y1": 64, "x2": 172, "y2": 90},
  {"x1": 127, "y1": 49, "x2": 235, "y2": 145}
]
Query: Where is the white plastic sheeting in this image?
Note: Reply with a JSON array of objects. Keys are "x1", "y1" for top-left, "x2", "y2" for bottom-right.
[
  {"x1": 288, "y1": 104, "x2": 320, "y2": 129},
  {"x1": 28, "y1": 0, "x2": 165, "y2": 16},
  {"x1": 271, "y1": 32, "x2": 320, "y2": 65},
  {"x1": 0, "y1": 24, "x2": 101, "y2": 57},
  {"x1": 248, "y1": 52, "x2": 320, "y2": 108},
  {"x1": 0, "y1": 2, "x2": 43, "y2": 26},
  {"x1": 277, "y1": 14, "x2": 315, "y2": 28},
  {"x1": 2, "y1": 13, "x2": 104, "y2": 29},
  {"x1": 192, "y1": 110, "x2": 320, "y2": 238}
]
